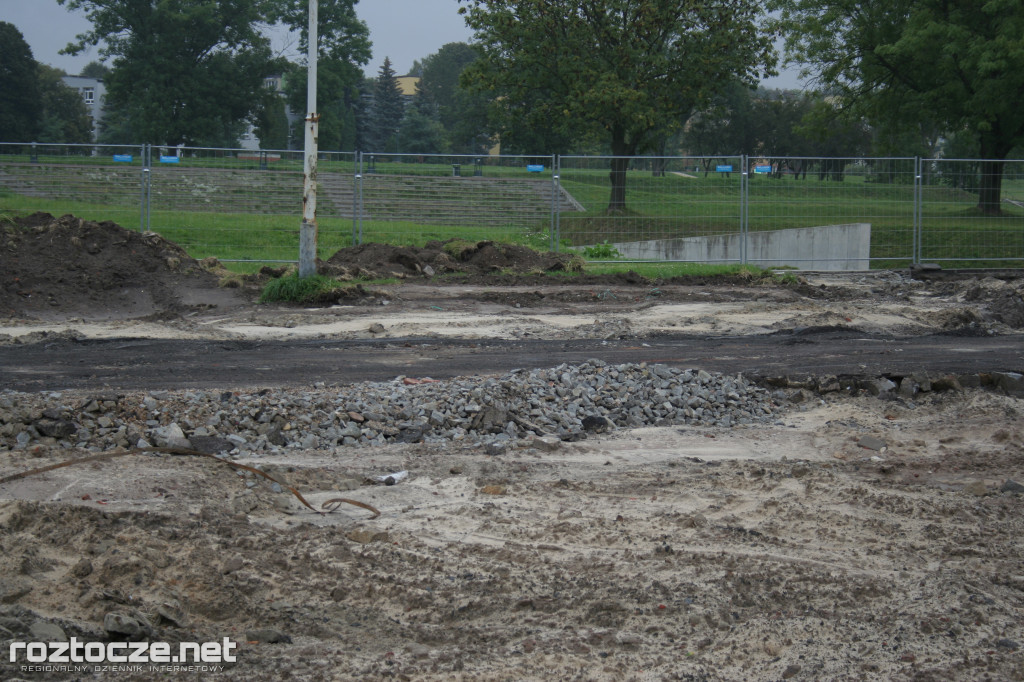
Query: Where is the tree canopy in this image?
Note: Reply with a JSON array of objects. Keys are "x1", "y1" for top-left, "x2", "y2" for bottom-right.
[
  {"x1": 58, "y1": 0, "x2": 277, "y2": 146},
  {"x1": 0, "y1": 22, "x2": 41, "y2": 142},
  {"x1": 768, "y1": 0, "x2": 1024, "y2": 213},
  {"x1": 270, "y1": 0, "x2": 370, "y2": 151},
  {"x1": 37, "y1": 65, "x2": 95, "y2": 144},
  {"x1": 58, "y1": 0, "x2": 370, "y2": 149},
  {"x1": 458, "y1": 0, "x2": 777, "y2": 210},
  {"x1": 416, "y1": 42, "x2": 492, "y2": 154}
]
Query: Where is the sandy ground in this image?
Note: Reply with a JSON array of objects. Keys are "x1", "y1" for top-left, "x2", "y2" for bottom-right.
[
  {"x1": 1, "y1": 271, "x2": 1017, "y2": 343},
  {"x1": 1, "y1": 270, "x2": 1023, "y2": 681}
]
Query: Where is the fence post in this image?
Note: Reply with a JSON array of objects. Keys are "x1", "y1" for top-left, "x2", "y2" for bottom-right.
[
  {"x1": 551, "y1": 154, "x2": 561, "y2": 252},
  {"x1": 139, "y1": 144, "x2": 151, "y2": 232},
  {"x1": 353, "y1": 151, "x2": 363, "y2": 246},
  {"x1": 740, "y1": 154, "x2": 749, "y2": 265},
  {"x1": 913, "y1": 156, "x2": 922, "y2": 265}
]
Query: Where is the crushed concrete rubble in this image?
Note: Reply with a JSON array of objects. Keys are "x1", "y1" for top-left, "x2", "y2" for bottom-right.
[{"x1": 1, "y1": 361, "x2": 783, "y2": 455}]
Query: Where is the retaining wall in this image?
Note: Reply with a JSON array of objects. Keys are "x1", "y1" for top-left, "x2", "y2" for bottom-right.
[{"x1": 611, "y1": 223, "x2": 871, "y2": 271}]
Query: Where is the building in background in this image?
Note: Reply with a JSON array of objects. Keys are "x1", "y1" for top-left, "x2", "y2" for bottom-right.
[{"x1": 60, "y1": 75, "x2": 105, "y2": 141}]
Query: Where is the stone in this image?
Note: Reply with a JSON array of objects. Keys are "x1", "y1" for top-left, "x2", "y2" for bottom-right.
[
  {"x1": 932, "y1": 375, "x2": 963, "y2": 392},
  {"x1": 246, "y1": 628, "x2": 292, "y2": 644},
  {"x1": 103, "y1": 612, "x2": 147, "y2": 638},
  {"x1": 993, "y1": 371, "x2": 1024, "y2": 397},
  {"x1": 397, "y1": 425, "x2": 426, "y2": 444},
  {"x1": 857, "y1": 435, "x2": 887, "y2": 451},
  {"x1": 70, "y1": 558, "x2": 93, "y2": 578},
  {"x1": 679, "y1": 513, "x2": 709, "y2": 528},
  {"x1": 581, "y1": 415, "x2": 613, "y2": 432},
  {"x1": 781, "y1": 664, "x2": 802, "y2": 679},
  {"x1": 864, "y1": 378, "x2": 897, "y2": 397},
  {"x1": 530, "y1": 436, "x2": 562, "y2": 452},
  {"x1": 34, "y1": 418, "x2": 76, "y2": 439},
  {"x1": 1000, "y1": 479, "x2": 1024, "y2": 494},
  {"x1": 189, "y1": 436, "x2": 236, "y2": 454},
  {"x1": 157, "y1": 600, "x2": 188, "y2": 627},
  {"x1": 152, "y1": 422, "x2": 190, "y2": 449},
  {"x1": 346, "y1": 528, "x2": 389, "y2": 544},
  {"x1": 29, "y1": 621, "x2": 67, "y2": 642}
]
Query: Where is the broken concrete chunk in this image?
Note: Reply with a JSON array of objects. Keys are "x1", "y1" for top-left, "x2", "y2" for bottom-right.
[{"x1": 857, "y1": 435, "x2": 887, "y2": 451}]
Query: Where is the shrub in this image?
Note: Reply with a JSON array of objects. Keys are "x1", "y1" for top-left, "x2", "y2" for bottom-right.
[{"x1": 582, "y1": 240, "x2": 622, "y2": 260}]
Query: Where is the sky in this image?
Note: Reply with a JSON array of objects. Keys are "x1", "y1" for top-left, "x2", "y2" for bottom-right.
[{"x1": 0, "y1": 0, "x2": 801, "y2": 88}]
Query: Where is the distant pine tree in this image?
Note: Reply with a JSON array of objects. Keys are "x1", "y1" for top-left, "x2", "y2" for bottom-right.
[{"x1": 367, "y1": 57, "x2": 404, "y2": 152}]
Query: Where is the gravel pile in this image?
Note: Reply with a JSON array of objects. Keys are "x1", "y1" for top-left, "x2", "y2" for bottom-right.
[{"x1": 0, "y1": 361, "x2": 784, "y2": 456}]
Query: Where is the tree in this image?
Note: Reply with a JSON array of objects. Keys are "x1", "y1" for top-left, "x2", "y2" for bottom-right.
[
  {"x1": 267, "y1": 0, "x2": 371, "y2": 151},
  {"x1": 768, "y1": 0, "x2": 1024, "y2": 214},
  {"x1": 0, "y1": 22, "x2": 41, "y2": 142},
  {"x1": 680, "y1": 81, "x2": 760, "y2": 159},
  {"x1": 254, "y1": 89, "x2": 292, "y2": 150},
  {"x1": 417, "y1": 42, "x2": 493, "y2": 153},
  {"x1": 37, "y1": 65, "x2": 94, "y2": 144},
  {"x1": 366, "y1": 57, "x2": 405, "y2": 151},
  {"x1": 58, "y1": 0, "x2": 278, "y2": 146},
  {"x1": 397, "y1": 106, "x2": 448, "y2": 154},
  {"x1": 458, "y1": 0, "x2": 777, "y2": 211},
  {"x1": 79, "y1": 61, "x2": 110, "y2": 79}
]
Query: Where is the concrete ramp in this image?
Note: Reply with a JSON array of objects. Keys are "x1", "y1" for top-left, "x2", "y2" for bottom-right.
[{"x1": 611, "y1": 223, "x2": 871, "y2": 271}]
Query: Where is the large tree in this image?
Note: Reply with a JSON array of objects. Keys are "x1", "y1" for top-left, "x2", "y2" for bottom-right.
[
  {"x1": 458, "y1": 0, "x2": 777, "y2": 211},
  {"x1": 768, "y1": 0, "x2": 1024, "y2": 214},
  {"x1": 416, "y1": 42, "x2": 492, "y2": 153},
  {"x1": 0, "y1": 22, "x2": 41, "y2": 142},
  {"x1": 268, "y1": 0, "x2": 370, "y2": 152},
  {"x1": 58, "y1": 0, "x2": 278, "y2": 146}
]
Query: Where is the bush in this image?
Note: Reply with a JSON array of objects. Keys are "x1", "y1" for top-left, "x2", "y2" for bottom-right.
[{"x1": 582, "y1": 240, "x2": 622, "y2": 260}]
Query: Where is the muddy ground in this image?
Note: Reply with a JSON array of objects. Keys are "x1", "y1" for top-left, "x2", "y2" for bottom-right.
[{"x1": 1, "y1": 214, "x2": 1023, "y2": 681}]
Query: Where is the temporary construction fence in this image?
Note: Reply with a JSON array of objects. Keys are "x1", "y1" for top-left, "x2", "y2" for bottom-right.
[{"x1": 1, "y1": 143, "x2": 1022, "y2": 269}]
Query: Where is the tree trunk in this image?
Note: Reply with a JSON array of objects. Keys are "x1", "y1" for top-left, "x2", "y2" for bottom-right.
[
  {"x1": 977, "y1": 135, "x2": 1008, "y2": 215},
  {"x1": 976, "y1": 160, "x2": 1004, "y2": 215},
  {"x1": 607, "y1": 127, "x2": 636, "y2": 213}
]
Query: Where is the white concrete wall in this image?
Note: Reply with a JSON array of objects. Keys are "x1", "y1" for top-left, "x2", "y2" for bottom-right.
[{"x1": 610, "y1": 223, "x2": 871, "y2": 271}]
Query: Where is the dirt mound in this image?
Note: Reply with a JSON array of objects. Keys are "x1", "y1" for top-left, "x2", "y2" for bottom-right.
[
  {"x1": 962, "y1": 278, "x2": 1024, "y2": 328},
  {"x1": 322, "y1": 240, "x2": 582, "y2": 279},
  {"x1": 0, "y1": 213, "x2": 247, "y2": 320}
]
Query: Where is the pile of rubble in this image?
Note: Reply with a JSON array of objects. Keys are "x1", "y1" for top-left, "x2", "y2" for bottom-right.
[{"x1": 1, "y1": 361, "x2": 783, "y2": 456}]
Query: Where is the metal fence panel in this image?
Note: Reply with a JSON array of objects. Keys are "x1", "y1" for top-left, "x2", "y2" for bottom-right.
[
  {"x1": 921, "y1": 159, "x2": 1024, "y2": 266},
  {"x1": 557, "y1": 155, "x2": 745, "y2": 262},
  {"x1": 3, "y1": 142, "x2": 1023, "y2": 269},
  {"x1": 746, "y1": 157, "x2": 917, "y2": 268},
  {"x1": 0, "y1": 142, "x2": 145, "y2": 231},
  {"x1": 145, "y1": 146, "x2": 357, "y2": 263},
  {"x1": 353, "y1": 153, "x2": 556, "y2": 250}
]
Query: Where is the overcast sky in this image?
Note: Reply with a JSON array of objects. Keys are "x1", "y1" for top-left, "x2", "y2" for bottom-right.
[{"x1": 1, "y1": 0, "x2": 800, "y2": 87}]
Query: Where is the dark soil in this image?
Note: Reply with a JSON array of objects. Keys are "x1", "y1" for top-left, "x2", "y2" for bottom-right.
[
  {"x1": 320, "y1": 239, "x2": 583, "y2": 280},
  {"x1": 0, "y1": 213, "x2": 246, "y2": 321}
]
